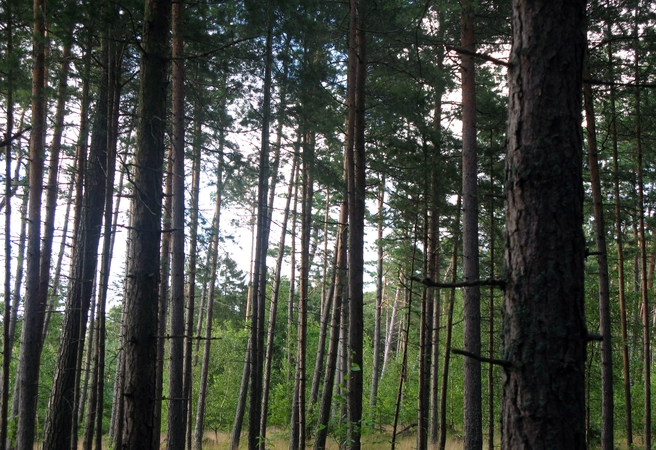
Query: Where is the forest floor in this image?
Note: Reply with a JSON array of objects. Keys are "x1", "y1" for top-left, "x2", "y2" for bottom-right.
[{"x1": 196, "y1": 430, "x2": 466, "y2": 449}]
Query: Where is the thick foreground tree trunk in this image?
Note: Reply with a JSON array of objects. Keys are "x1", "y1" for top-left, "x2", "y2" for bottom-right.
[
  {"x1": 121, "y1": 0, "x2": 170, "y2": 448},
  {"x1": 502, "y1": 1, "x2": 587, "y2": 449}
]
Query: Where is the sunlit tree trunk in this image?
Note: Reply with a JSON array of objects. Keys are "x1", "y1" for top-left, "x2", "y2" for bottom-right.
[{"x1": 15, "y1": 0, "x2": 47, "y2": 446}]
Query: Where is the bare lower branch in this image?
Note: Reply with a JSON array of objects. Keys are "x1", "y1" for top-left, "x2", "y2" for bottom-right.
[
  {"x1": 411, "y1": 276, "x2": 505, "y2": 290},
  {"x1": 451, "y1": 348, "x2": 511, "y2": 368}
]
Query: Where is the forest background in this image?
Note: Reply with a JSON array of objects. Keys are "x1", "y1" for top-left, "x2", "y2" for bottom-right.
[{"x1": 0, "y1": 0, "x2": 652, "y2": 449}]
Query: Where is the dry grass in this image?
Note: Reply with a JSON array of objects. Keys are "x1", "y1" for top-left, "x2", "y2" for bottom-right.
[{"x1": 197, "y1": 430, "x2": 465, "y2": 449}]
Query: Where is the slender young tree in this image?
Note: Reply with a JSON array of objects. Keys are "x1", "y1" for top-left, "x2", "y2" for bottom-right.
[
  {"x1": 15, "y1": 0, "x2": 47, "y2": 447},
  {"x1": 291, "y1": 131, "x2": 314, "y2": 449},
  {"x1": 439, "y1": 196, "x2": 461, "y2": 450},
  {"x1": 502, "y1": 0, "x2": 587, "y2": 448},
  {"x1": 260, "y1": 157, "x2": 298, "y2": 449},
  {"x1": 370, "y1": 175, "x2": 385, "y2": 411},
  {"x1": 167, "y1": 0, "x2": 187, "y2": 446},
  {"x1": 247, "y1": 9, "x2": 275, "y2": 448},
  {"x1": 583, "y1": 45, "x2": 613, "y2": 450},
  {"x1": 42, "y1": 25, "x2": 111, "y2": 449},
  {"x1": 193, "y1": 149, "x2": 224, "y2": 450},
  {"x1": 313, "y1": 196, "x2": 348, "y2": 450},
  {"x1": 460, "y1": 2, "x2": 482, "y2": 449},
  {"x1": 1, "y1": 2, "x2": 15, "y2": 447},
  {"x1": 346, "y1": 0, "x2": 367, "y2": 446},
  {"x1": 633, "y1": 7, "x2": 650, "y2": 447},
  {"x1": 607, "y1": 13, "x2": 632, "y2": 442}
]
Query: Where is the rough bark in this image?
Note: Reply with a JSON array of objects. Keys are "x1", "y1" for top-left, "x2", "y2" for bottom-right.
[
  {"x1": 121, "y1": 0, "x2": 170, "y2": 448},
  {"x1": 502, "y1": 1, "x2": 587, "y2": 448}
]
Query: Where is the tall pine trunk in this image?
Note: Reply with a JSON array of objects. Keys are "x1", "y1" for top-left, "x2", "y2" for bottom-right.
[
  {"x1": 608, "y1": 17, "x2": 632, "y2": 443},
  {"x1": 121, "y1": 0, "x2": 170, "y2": 447},
  {"x1": 15, "y1": 0, "x2": 47, "y2": 447},
  {"x1": 346, "y1": 0, "x2": 367, "y2": 445},
  {"x1": 193, "y1": 149, "x2": 224, "y2": 450},
  {"x1": 313, "y1": 197, "x2": 348, "y2": 450},
  {"x1": 167, "y1": 0, "x2": 187, "y2": 446},
  {"x1": 583, "y1": 45, "x2": 613, "y2": 450},
  {"x1": 260, "y1": 156, "x2": 298, "y2": 449},
  {"x1": 502, "y1": 1, "x2": 587, "y2": 447},
  {"x1": 370, "y1": 176, "x2": 385, "y2": 412},
  {"x1": 439, "y1": 196, "x2": 460, "y2": 450},
  {"x1": 461, "y1": 2, "x2": 481, "y2": 448},
  {"x1": 1, "y1": 2, "x2": 14, "y2": 446}
]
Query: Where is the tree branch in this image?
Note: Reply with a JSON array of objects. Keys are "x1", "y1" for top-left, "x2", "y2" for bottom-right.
[
  {"x1": 411, "y1": 276, "x2": 505, "y2": 290},
  {"x1": 451, "y1": 348, "x2": 511, "y2": 368},
  {"x1": 0, "y1": 127, "x2": 32, "y2": 152},
  {"x1": 445, "y1": 44, "x2": 510, "y2": 67}
]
